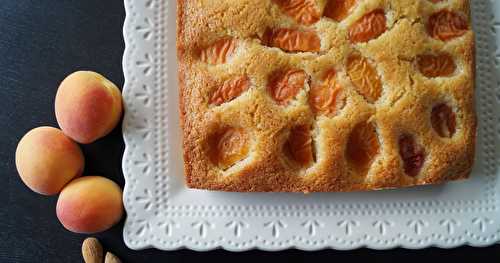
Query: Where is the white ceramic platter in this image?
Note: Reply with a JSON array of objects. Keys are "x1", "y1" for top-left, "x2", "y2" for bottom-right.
[{"x1": 122, "y1": 0, "x2": 500, "y2": 251}]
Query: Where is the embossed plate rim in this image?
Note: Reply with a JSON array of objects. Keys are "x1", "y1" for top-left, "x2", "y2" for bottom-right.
[{"x1": 122, "y1": 0, "x2": 500, "y2": 251}]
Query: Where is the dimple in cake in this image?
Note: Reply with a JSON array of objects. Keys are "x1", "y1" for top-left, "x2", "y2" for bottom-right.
[{"x1": 176, "y1": 0, "x2": 476, "y2": 192}]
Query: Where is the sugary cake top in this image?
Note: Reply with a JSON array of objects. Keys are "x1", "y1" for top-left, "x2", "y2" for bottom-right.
[{"x1": 176, "y1": 0, "x2": 476, "y2": 192}]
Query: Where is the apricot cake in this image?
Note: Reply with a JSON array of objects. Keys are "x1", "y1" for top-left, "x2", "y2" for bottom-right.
[{"x1": 176, "y1": 0, "x2": 476, "y2": 192}]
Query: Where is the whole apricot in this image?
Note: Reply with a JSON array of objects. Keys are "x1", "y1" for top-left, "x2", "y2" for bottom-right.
[
  {"x1": 15, "y1": 127, "x2": 84, "y2": 195},
  {"x1": 56, "y1": 176, "x2": 123, "y2": 234},
  {"x1": 55, "y1": 71, "x2": 123, "y2": 144}
]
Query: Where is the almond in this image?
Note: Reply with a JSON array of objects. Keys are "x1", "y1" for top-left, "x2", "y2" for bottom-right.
[
  {"x1": 105, "y1": 252, "x2": 122, "y2": 263},
  {"x1": 82, "y1": 237, "x2": 103, "y2": 263}
]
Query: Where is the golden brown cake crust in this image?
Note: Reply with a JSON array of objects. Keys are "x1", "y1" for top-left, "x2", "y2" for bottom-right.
[{"x1": 176, "y1": 0, "x2": 476, "y2": 192}]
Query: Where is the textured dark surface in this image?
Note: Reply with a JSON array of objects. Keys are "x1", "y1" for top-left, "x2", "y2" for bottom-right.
[{"x1": 0, "y1": 0, "x2": 499, "y2": 262}]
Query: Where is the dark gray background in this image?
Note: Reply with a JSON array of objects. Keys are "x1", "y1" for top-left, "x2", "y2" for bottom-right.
[{"x1": 0, "y1": 0, "x2": 498, "y2": 262}]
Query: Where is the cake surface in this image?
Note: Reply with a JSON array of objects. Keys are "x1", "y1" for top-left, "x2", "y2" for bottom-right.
[{"x1": 176, "y1": 0, "x2": 476, "y2": 192}]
